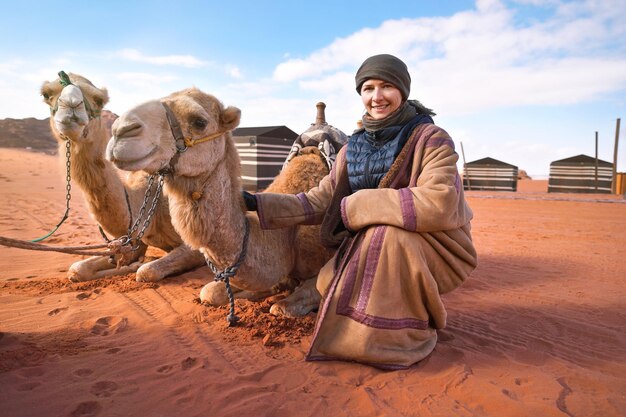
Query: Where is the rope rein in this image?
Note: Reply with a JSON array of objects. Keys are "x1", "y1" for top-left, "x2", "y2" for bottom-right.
[
  {"x1": 0, "y1": 236, "x2": 116, "y2": 256},
  {"x1": 204, "y1": 214, "x2": 250, "y2": 326}
]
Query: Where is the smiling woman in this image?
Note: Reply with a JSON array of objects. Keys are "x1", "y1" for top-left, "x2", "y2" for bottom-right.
[{"x1": 247, "y1": 53, "x2": 477, "y2": 369}]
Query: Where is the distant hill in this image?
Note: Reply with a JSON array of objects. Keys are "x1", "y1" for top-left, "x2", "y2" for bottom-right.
[
  {"x1": 0, "y1": 110, "x2": 118, "y2": 154},
  {"x1": 0, "y1": 117, "x2": 57, "y2": 153}
]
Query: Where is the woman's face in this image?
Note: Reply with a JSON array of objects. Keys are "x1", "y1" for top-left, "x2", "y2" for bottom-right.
[{"x1": 360, "y1": 79, "x2": 403, "y2": 120}]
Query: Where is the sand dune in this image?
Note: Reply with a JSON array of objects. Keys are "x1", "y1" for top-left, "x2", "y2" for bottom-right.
[{"x1": 1, "y1": 148, "x2": 625, "y2": 417}]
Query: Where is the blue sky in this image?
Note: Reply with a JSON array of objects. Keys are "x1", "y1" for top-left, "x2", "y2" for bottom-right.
[{"x1": 1, "y1": 0, "x2": 625, "y2": 177}]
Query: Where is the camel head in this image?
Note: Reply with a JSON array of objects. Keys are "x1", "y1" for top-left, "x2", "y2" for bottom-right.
[
  {"x1": 40, "y1": 72, "x2": 109, "y2": 143},
  {"x1": 107, "y1": 88, "x2": 241, "y2": 178}
]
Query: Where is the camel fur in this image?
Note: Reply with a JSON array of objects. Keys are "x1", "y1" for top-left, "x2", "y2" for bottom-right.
[
  {"x1": 40, "y1": 73, "x2": 205, "y2": 282},
  {"x1": 106, "y1": 88, "x2": 334, "y2": 316}
]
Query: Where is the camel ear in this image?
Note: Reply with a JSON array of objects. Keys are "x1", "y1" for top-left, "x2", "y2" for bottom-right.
[
  {"x1": 221, "y1": 106, "x2": 241, "y2": 131},
  {"x1": 82, "y1": 84, "x2": 109, "y2": 109},
  {"x1": 97, "y1": 87, "x2": 110, "y2": 108}
]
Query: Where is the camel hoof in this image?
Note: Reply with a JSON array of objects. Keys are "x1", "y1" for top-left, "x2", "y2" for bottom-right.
[
  {"x1": 269, "y1": 300, "x2": 312, "y2": 318},
  {"x1": 67, "y1": 271, "x2": 86, "y2": 282},
  {"x1": 135, "y1": 263, "x2": 164, "y2": 282},
  {"x1": 199, "y1": 282, "x2": 229, "y2": 306}
]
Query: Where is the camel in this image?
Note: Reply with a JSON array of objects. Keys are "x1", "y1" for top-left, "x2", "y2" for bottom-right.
[
  {"x1": 40, "y1": 72, "x2": 206, "y2": 282},
  {"x1": 106, "y1": 88, "x2": 345, "y2": 316}
]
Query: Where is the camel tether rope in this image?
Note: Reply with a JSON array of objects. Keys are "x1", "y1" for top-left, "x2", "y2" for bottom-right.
[
  {"x1": 204, "y1": 217, "x2": 250, "y2": 327},
  {"x1": 0, "y1": 173, "x2": 165, "y2": 263},
  {"x1": 30, "y1": 139, "x2": 72, "y2": 242}
]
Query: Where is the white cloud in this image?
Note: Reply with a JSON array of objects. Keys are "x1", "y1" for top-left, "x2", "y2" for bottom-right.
[
  {"x1": 270, "y1": 0, "x2": 626, "y2": 117},
  {"x1": 115, "y1": 48, "x2": 207, "y2": 68}
]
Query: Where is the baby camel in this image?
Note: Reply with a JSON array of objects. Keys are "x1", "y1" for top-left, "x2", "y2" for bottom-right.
[
  {"x1": 40, "y1": 72, "x2": 205, "y2": 282},
  {"x1": 106, "y1": 88, "x2": 334, "y2": 316}
]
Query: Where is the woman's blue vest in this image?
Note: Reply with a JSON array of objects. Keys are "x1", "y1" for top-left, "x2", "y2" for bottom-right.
[{"x1": 346, "y1": 114, "x2": 433, "y2": 192}]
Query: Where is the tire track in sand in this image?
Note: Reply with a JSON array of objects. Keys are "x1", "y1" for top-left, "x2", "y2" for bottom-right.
[{"x1": 121, "y1": 287, "x2": 260, "y2": 374}]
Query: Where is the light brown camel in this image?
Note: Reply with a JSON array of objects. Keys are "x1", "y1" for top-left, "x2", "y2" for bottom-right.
[
  {"x1": 106, "y1": 88, "x2": 338, "y2": 316},
  {"x1": 40, "y1": 72, "x2": 206, "y2": 282}
]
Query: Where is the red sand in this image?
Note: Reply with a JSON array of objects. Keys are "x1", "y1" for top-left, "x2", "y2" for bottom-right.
[{"x1": 1, "y1": 148, "x2": 625, "y2": 417}]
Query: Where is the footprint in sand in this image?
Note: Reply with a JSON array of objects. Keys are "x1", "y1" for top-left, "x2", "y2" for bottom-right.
[
  {"x1": 13, "y1": 367, "x2": 45, "y2": 391},
  {"x1": 70, "y1": 401, "x2": 102, "y2": 417},
  {"x1": 90, "y1": 316, "x2": 128, "y2": 336},
  {"x1": 16, "y1": 381, "x2": 42, "y2": 391},
  {"x1": 48, "y1": 306, "x2": 69, "y2": 316},
  {"x1": 76, "y1": 289, "x2": 103, "y2": 301},
  {"x1": 90, "y1": 381, "x2": 118, "y2": 398},
  {"x1": 73, "y1": 368, "x2": 94, "y2": 378},
  {"x1": 515, "y1": 377, "x2": 529, "y2": 386},
  {"x1": 181, "y1": 356, "x2": 198, "y2": 370},
  {"x1": 170, "y1": 386, "x2": 194, "y2": 405},
  {"x1": 17, "y1": 366, "x2": 45, "y2": 378},
  {"x1": 157, "y1": 364, "x2": 174, "y2": 374}
]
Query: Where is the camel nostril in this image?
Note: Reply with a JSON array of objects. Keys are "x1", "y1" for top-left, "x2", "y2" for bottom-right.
[{"x1": 115, "y1": 122, "x2": 143, "y2": 139}]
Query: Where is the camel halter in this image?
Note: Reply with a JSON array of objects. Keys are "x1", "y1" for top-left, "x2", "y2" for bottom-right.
[
  {"x1": 159, "y1": 101, "x2": 229, "y2": 175},
  {"x1": 49, "y1": 71, "x2": 101, "y2": 121}
]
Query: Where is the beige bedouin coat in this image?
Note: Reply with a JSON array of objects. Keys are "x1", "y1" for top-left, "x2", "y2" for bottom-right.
[{"x1": 256, "y1": 123, "x2": 478, "y2": 369}]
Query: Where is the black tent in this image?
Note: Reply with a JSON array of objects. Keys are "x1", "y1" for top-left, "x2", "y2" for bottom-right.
[
  {"x1": 233, "y1": 126, "x2": 298, "y2": 191},
  {"x1": 463, "y1": 157, "x2": 518, "y2": 191},
  {"x1": 548, "y1": 154, "x2": 613, "y2": 194}
]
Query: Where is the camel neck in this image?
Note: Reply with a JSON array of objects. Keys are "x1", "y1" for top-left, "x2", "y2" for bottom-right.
[{"x1": 166, "y1": 160, "x2": 246, "y2": 268}]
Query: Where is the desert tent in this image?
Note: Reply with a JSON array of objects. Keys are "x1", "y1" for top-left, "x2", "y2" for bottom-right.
[
  {"x1": 233, "y1": 126, "x2": 298, "y2": 191},
  {"x1": 463, "y1": 157, "x2": 518, "y2": 191},
  {"x1": 547, "y1": 154, "x2": 613, "y2": 194}
]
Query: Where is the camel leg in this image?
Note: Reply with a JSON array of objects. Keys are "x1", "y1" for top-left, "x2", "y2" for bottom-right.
[
  {"x1": 269, "y1": 278, "x2": 320, "y2": 317},
  {"x1": 68, "y1": 256, "x2": 143, "y2": 282},
  {"x1": 68, "y1": 241, "x2": 148, "y2": 282},
  {"x1": 135, "y1": 245, "x2": 206, "y2": 282}
]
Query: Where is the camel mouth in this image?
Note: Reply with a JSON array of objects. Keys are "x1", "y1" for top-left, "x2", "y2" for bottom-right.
[
  {"x1": 54, "y1": 121, "x2": 87, "y2": 142},
  {"x1": 106, "y1": 137, "x2": 161, "y2": 173}
]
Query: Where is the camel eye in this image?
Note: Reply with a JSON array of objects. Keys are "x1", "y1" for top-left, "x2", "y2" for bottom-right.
[
  {"x1": 42, "y1": 92, "x2": 50, "y2": 100},
  {"x1": 191, "y1": 118, "x2": 207, "y2": 130}
]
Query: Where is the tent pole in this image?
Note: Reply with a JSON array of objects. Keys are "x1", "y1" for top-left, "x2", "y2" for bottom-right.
[
  {"x1": 595, "y1": 131, "x2": 599, "y2": 193},
  {"x1": 612, "y1": 118, "x2": 621, "y2": 194},
  {"x1": 460, "y1": 141, "x2": 470, "y2": 190}
]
